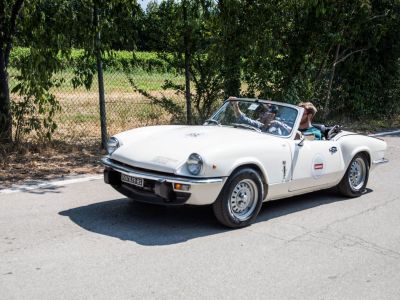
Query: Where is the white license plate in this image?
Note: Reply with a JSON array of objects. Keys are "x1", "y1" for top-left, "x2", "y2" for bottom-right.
[{"x1": 121, "y1": 174, "x2": 144, "y2": 187}]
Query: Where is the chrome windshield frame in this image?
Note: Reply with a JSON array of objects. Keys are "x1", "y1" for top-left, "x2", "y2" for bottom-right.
[{"x1": 208, "y1": 98, "x2": 302, "y2": 140}]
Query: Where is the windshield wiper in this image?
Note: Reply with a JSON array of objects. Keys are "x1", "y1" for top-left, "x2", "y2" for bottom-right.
[
  {"x1": 204, "y1": 118, "x2": 221, "y2": 125},
  {"x1": 231, "y1": 123, "x2": 261, "y2": 132}
]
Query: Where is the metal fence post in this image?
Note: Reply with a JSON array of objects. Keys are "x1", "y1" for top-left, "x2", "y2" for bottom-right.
[{"x1": 94, "y1": 6, "x2": 107, "y2": 149}]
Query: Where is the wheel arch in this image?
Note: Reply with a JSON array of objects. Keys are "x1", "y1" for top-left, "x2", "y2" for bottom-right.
[
  {"x1": 357, "y1": 151, "x2": 371, "y2": 168},
  {"x1": 338, "y1": 150, "x2": 371, "y2": 197},
  {"x1": 340, "y1": 144, "x2": 372, "y2": 170},
  {"x1": 347, "y1": 149, "x2": 371, "y2": 169},
  {"x1": 337, "y1": 135, "x2": 375, "y2": 169},
  {"x1": 227, "y1": 163, "x2": 269, "y2": 200}
]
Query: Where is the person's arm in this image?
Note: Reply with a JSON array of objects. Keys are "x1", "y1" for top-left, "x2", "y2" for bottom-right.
[
  {"x1": 228, "y1": 97, "x2": 241, "y2": 118},
  {"x1": 238, "y1": 114, "x2": 263, "y2": 129},
  {"x1": 228, "y1": 97, "x2": 263, "y2": 129},
  {"x1": 269, "y1": 120, "x2": 292, "y2": 135}
]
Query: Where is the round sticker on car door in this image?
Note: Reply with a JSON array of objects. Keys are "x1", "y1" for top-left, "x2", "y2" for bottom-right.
[{"x1": 311, "y1": 153, "x2": 325, "y2": 179}]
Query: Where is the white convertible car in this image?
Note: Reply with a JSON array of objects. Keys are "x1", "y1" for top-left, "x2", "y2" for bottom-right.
[{"x1": 101, "y1": 98, "x2": 388, "y2": 228}]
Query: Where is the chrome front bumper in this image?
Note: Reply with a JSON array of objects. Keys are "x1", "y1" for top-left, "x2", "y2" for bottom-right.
[
  {"x1": 101, "y1": 157, "x2": 223, "y2": 185},
  {"x1": 101, "y1": 157, "x2": 226, "y2": 205}
]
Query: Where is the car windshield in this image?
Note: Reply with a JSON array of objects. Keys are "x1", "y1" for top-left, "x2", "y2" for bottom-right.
[{"x1": 207, "y1": 99, "x2": 299, "y2": 137}]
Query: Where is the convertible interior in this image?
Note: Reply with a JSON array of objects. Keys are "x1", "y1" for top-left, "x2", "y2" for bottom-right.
[{"x1": 312, "y1": 124, "x2": 342, "y2": 140}]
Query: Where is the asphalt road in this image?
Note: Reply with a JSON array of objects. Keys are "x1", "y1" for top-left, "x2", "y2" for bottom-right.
[{"x1": 1, "y1": 134, "x2": 400, "y2": 299}]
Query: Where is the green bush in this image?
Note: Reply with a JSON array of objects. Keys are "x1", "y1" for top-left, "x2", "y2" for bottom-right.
[{"x1": 9, "y1": 47, "x2": 170, "y2": 72}]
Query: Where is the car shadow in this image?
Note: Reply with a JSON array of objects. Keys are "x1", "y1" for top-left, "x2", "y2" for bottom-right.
[
  {"x1": 256, "y1": 188, "x2": 372, "y2": 224},
  {"x1": 59, "y1": 188, "x2": 372, "y2": 246}
]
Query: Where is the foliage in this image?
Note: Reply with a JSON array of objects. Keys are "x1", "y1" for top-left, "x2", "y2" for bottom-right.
[
  {"x1": 1, "y1": 0, "x2": 72, "y2": 142},
  {"x1": 134, "y1": 0, "x2": 225, "y2": 124},
  {"x1": 10, "y1": 48, "x2": 171, "y2": 75},
  {"x1": 126, "y1": 73, "x2": 186, "y2": 123},
  {"x1": 11, "y1": 49, "x2": 62, "y2": 142},
  {"x1": 0, "y1": 0, "x2": 142, "y2": 143},
  {"x1": 2, "y1": 0, "x2": 400, "y2": 146},
  {"x1": 240, "y1": 0, "x2": 400, "y2": 121},
  {"x1": 215, "y1": 0, "x2": 245, "y2": 97}
]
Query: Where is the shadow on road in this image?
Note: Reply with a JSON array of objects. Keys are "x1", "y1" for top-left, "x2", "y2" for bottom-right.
[
  {"x1": 59, "y1": 188, "x2": 370, "y2": 246},
  {"x1": 256, "y1": 188, "x2": 372, "y2": 224}
]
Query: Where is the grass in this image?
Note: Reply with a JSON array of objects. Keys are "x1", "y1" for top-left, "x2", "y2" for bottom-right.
[
  {"x1": 9, "y1": 67, "x2": 184, "y2": 93},
  {"x1": 47, "y1": 92, "x2": 183, "y2": 141},
  {"x1": 9, "y1": 65, "x2": 186, "y2": 144},
  {"x1": 8, "y1": 63, "x2": 399, "y2": 145}
]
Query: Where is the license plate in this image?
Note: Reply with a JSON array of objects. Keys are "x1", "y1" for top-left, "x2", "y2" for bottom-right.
[{"x1": 121, "y1": 174, "x2": 144, "y2": 187}]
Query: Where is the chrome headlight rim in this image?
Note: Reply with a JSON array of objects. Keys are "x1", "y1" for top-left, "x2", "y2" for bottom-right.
[
  {"x1": 186, "y1": 153, "x2": 203, "y2": 175},
  {"x1": 107, "y1": 137, "x2": 120, "y2": 155}
]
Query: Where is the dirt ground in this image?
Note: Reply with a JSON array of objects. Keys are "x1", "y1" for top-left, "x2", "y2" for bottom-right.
[
  {"x1": 1, "y1": 119, "x2": 399, "y2": 190},
  {"x1": 0, "y1": 142, "x2": 103, "y2": 189}
]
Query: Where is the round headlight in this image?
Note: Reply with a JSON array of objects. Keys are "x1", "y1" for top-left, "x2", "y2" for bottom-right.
[
  {"x1": 187, "y1": 153, "x2": 203, "y2": 175},
  {"x1": 107, "y1": 137, "x2": 120, "y2": 154}
]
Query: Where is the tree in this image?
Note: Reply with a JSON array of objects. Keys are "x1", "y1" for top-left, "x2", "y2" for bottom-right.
[
  {"x1": 216, "y1": 0, "x2": 244, "y2": 98},
  {"x1": 240, "y1": 0, "x2": 400, "y2": 120},
  {"x1": 0, "y1": 0, "x2": 140, "y2": 144},
  {"x1": 66, "y1": 0, "x2": 140, "y2": 148},
  {"x1": 0, "y1": 0, "x2": 24, "y2": 142},
  {"x1": 136, "y1": 0, "x2": 223, "y2": 124}
]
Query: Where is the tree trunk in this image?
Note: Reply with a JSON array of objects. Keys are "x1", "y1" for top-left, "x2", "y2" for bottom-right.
[
  {"x1": 183, "y1": 1, "x2": 192, "y2": 125},
  {"x1": 219, "y1": 0, "x2": 241, "y2": 98},
  {"x1": 0, "y1": 0, "x2": 25, "y2": 143},
  {"x1": 0, "y1": 50, "x2": 12, "y2": 143},
  {"x1": 323, "y1": 44, "x2": 340, "y2": 120}
]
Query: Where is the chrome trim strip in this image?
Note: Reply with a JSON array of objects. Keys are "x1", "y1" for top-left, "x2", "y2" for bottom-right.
[
  {"x1": 101, "y1": 157, "x2": 224, "y2": 185},
  {"x1": 372, "y1": 158, "x2": 389, "y2": 165}
]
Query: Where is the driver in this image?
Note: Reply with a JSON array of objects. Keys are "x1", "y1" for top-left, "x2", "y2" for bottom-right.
[{"x1": 228, "y1": 97, "x2": 291, "y2": 135}]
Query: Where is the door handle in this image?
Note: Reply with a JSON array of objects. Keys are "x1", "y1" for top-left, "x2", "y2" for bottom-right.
[{"x1": 329, "y1": 146, "x2": 337, "y2": 153}]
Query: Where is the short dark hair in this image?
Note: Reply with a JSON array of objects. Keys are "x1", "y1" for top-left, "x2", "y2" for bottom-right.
[
  {"x1": 268, "y1": 105, "x2": 279, "y2": 114},
  {"x1": 298, "y1": 102, "x2": 317, "y2": 117}
]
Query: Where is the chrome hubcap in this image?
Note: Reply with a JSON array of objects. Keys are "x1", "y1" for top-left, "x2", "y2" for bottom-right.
[
  {"x1": 229, "y1": 179, "x2": 258, "y2": 221},
  {"x1": 348, "y1": 157, "x2": 367, "y2": 191}
]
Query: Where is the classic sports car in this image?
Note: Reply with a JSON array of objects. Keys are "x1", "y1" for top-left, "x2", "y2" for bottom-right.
[{"x1": 101, "y1": 98, "x2": 388, "y2": 228}]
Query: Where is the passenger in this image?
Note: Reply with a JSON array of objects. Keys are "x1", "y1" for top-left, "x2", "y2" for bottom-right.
[
  {"x1": 297, "y1": 102, "x2": 322, "y2": 140},
  {"x1": 229, "y1": 97, "x2": 291, "y2": 135}
]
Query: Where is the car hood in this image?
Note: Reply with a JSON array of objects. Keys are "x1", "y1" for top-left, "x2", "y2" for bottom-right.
[{"x1": 110, "y1": 125, "x2": 282, "y2": 174}]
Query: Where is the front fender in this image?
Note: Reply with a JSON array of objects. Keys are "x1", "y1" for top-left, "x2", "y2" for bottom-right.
[{"x1": 227, "y1": 157, "x2": 271, "y2": 185}]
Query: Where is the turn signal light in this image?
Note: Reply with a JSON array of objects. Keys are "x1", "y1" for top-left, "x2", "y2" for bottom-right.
[{"x1": 174, "y1": 183, "x2": 191, "y2": 191}]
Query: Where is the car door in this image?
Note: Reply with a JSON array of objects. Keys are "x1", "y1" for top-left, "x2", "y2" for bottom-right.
[{"x1": 289, "y1": 140, "x2": 344, "y2": 192}]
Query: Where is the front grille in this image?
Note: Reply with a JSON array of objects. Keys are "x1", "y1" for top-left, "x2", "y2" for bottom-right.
[
  {"x1": 122, "y1": 181, "x2": 155, "y2": 194},
  {"x1": 105, "y1": 167, "x2": 191, "y2": 205},
  {"x1": 110, "y1": 158, "x2": 175, "y2": 177}
]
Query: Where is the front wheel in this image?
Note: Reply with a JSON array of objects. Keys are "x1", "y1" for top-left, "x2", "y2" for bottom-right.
[
  {"x1": 338, "y1": 153, "x2": 369, "y2": 197},
  {"x1": 213, "y1": 168, "x2": 264, "y2": 228}
]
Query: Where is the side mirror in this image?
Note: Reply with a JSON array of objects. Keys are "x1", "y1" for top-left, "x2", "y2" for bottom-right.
[{"x1": 297, "y1": 136, "x2": 306, "y2": 147}]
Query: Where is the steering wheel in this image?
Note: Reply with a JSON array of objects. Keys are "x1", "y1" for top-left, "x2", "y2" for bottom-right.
[{"x1": 267, "y1": 120, "x2": 290, "y2": 136}]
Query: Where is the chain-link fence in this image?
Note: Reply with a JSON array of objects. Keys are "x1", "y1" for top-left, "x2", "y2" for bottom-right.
[{"x1": 10, "y1": 67, "x2": 186, "y2": 145}]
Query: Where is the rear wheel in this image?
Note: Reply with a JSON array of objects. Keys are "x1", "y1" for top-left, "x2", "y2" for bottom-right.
[
  {"x1": 213, "y1": 168, "x2": 264, "y2": 228},
  {"x1": 338, "y1": 153, "x2": 369, "y2": 197}
]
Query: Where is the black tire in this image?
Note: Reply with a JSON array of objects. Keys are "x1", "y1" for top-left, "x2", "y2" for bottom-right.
[
  {"x1": 213, "y1": 168, "x2": 264, "y2": 228},
  {"x1": 338, "y1": 153, "x2": 369, "y2": 197}
]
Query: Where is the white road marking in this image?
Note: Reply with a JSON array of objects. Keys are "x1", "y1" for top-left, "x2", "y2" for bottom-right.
[
  {"x1": 369, "y1": 129, "x2": 400, "y2": 137},
  {"x1": 0, "y1": 175, "x2": 103, "y2": 194}
]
